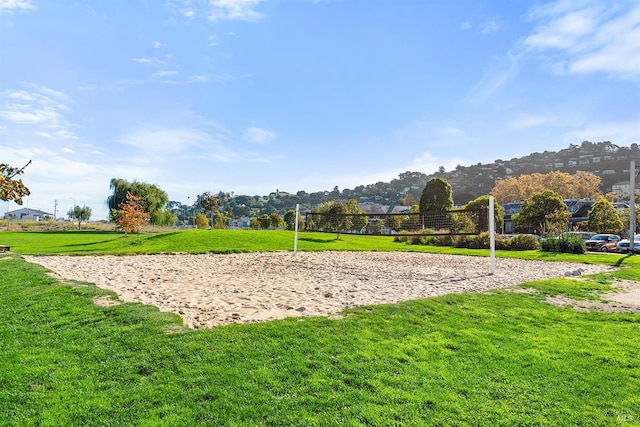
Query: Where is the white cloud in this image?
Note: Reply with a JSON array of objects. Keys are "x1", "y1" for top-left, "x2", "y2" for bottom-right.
[
  {"x1": 243, "y1": 127, "x2": 276, "y2": 144},
  {"x1": 208, "y1": 0, "x2": 265, "y2": 22},
  {"x1": 186, "y1": 75, "x2": 210, "y2": 83},
  {"x1": 460, "y1": 21, "x2": 472, "y2": 30},
  {"x1": 479, "y1": 20, "x2": 501, "y2": 34},
  {"x1": 524, "y1": 1, "x2": 640, "y2": 79},
  {"x1": 153, "y1": 41, "x2": 166, "y2": 48},
  {"x1": 464, "y1": 52, "x2": 519, "y2": 106},
  {"x1": 132, "y1": 57, "x2": 152, "y2": 64},
  {"x1": 443, "y1": 125, "x2": 465, "y2": 137},
  {"x1": 563, "y1": 120, "x2": 640, "y2": 146},
  {"x1": 507, "y1": 114, "x2": 552, "y2": 130},
  {"x1": 152, "y1": 70, "x2": 179, "y2": 77},
  {"x1": 0, "y1": 88, "x2": 76, "y2": 139},
  {"x1": 0, "y1": 0, "x2": 34, "y2": 13},
  {"x1": 118, "y1": 127, "x2": 209, "y2": 154},
  {"x1": 409, "y1": 152, "x2": 467, "y2": 173}
]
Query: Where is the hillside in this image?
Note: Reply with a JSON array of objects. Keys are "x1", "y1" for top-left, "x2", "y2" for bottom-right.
[
  {"x1": 177, "y1": 141, "x2": 640, "y2": 219},
  {"x1": 286, "y1": 141, "x2": 639, "y2": 208}
]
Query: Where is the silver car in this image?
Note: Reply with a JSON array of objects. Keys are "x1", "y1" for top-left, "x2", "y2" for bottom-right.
[{"x1": 616, "y1": 235, "x2": 640, "y2": 253}]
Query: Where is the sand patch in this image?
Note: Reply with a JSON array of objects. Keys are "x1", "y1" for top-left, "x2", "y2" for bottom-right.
[
  {"x1": 26, "y1": 252, "x2": 618, "y2": 329},
  {"x1": 93, "y1": 295, "x2": 121, "y2": 308},
  {"x1": 544, "y1": 280, "x2": 640, "y2": 313}
]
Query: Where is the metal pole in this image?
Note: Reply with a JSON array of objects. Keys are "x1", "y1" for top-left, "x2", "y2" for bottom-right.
[
  {"x1": 489, "y1": 196, "x2": 496, "y2": 275},
  {"x1": 630, "y1": 160, "x2": 636, "y2": 254},
  {"x1": 294, "y1": 203, "x2": 300, "y2": 254}
]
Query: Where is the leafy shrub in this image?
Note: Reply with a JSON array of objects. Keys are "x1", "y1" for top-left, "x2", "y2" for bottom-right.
[
  {"x1": 409, "y1": 229, "x2": 436, "y2": 245},
  {"x1": 540, "y1": 237, "x2": 558, "y2": 252},
  {"x1": 393, "y1": 231, "x2": 410, "y2": 243},
  {"x1": 434, "y1": 235, "x2": 452, "y2": 246},
  {"x1": 510, "y1": 234, "x2": 540, "y2": 251},
  {"x1": 449, "y1": 233, "x2": 491, "y2": 249},
  {"x1": 467, "y1": 232, "x2": 491, "y2": 249},
  {"x1": 450, "y1": 235, "x2": 466, "y2": 248},
  {"x1": 557, "y1": 235, "x2": 586, "y2": 254},
  {"x1": 495, "y1": 235, "x2": 510, "y2": 250}
]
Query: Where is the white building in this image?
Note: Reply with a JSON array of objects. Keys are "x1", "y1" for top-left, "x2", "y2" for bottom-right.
[
  {"x1": 4, "y1": 208, "x2": 54, "y2": 221},
  {"x1": 612, "y1": 181, "x2": 640, "y2": 199}
]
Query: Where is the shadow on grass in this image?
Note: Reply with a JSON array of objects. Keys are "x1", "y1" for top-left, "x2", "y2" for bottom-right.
[
  {"x1": 299, "y1": 237, "x2": 339, "y2": 244},
  {"x1": 144, "y1": 232, "x2": 182, "y2": 240},
  {"x1": 15, "y1": 230, "x2": 121, "y2": 235},
  {"x1": 614, "y1": 253, "x2": 635, "y2": 267},
  {"x1": 62, "y1": 239, "x2": 122, "y2": 248}
]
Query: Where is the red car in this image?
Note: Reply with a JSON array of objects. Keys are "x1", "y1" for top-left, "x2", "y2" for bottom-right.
[{"x1": 585, "y1": 234, "x2": 621, "y2": 252}]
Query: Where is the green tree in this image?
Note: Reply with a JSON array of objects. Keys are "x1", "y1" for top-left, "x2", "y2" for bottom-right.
[
  {"x1": 107, "y1": 179, "x2": 170, "y2": 225},
  {"x1": 327, "y1": 201, "x2": 350, "y2": 236},
  {"x1": 270, "y1": 213, "x2": 284, "y2": 229},
  {"x1": 258, "y1": 214, "x2": 272, "y2": 229},
  {"x1": 587, "y1": 198, "x2": 624, "y2": 234},
  {"x1": 67, "y1": 205, "x2": 92, "y2": 230},
  {"x1": 419, "y1": 178, "x2": 454, "y2": 212},
  {"x1": 465, "y1": 195, "x2": 503, "y2": 233},
  {"x1": 312, "y1": 201, "x2": 352, "y2": 237},
  {"x1": 199, "y1": 192, "x2": 222, "y2": 227},
  {"x1": 345, "y1": 198, "x2": 368, "y2": 232},
  {"x1": 212, "y1": 211, "x2": 231, "y2": 229},
  {"x1": 0, "y1": 161, "x2": 31, "y2": 204},
  {"x1": 284, "y1": 209, "x2": 304, "y2": 230},
  {"x1": 514, "y1": 190, "x2": 570, "y2": 236},
  {"x1": 195, "y1": 213, "x2": 209, "y2": 229},
  {"x1": 383, "y1": 214, "x2": 405, "y2": 232},
  {"x1": 153, "y1": 210, "x2": 177, "y2": 227},
  {"x1": 620, "y1": 206, "x2": 640, "y2": 236}
]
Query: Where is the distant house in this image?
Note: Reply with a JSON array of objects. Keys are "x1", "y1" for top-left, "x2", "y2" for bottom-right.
[
  {"x1": 501, "y1": 199, "x2": 596, "y2": 234},
  {"x1": 228, "y1": 216, "x2": 251, "y2": 229},
  {"x1": 358, "y1": 204, "x2": 411, "y2": 215},
  {"x1": 4, "y1": 208, "x2": 54, "y2": 221},
  {"x1": 612, "y1": 181, "x2": 640, "y2": 198}
]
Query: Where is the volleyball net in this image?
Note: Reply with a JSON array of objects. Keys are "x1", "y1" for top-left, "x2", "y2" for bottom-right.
[{"x1": 304, "y1": 208, "x2": 488, "y2": 236}]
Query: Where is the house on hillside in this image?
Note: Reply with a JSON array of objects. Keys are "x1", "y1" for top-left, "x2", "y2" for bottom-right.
[
  {"x1": 4, "y1": 208, "x2": 54, "y2": 221},
  {"x1": 612, "y1": 181, "x2": 640, "y2": 199},
  {"x1": 228, "y1": 216, "x2": 251, "y2": 229}
]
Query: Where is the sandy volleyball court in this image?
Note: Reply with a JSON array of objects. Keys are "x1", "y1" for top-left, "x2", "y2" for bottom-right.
[{"x1": 26, "y1": 252, "x2": 617, "y2": 329}]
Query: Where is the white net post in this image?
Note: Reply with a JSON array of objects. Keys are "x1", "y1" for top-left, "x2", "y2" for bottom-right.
[
  {"x1": 294, "y1": 203, "x2": 300, "y2": 254},
  {"x1": 489, "y1": 196, "x2": 496, "y2": 275},
  {"x1": 630, "y1": 160, "x2": 635, "y2": 252}
]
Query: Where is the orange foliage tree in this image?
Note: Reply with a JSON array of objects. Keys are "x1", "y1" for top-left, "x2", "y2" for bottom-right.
[
  {"x1": 113, "y1": 192, "x2": 150, "y2": 240},
  {"x1": 0, "y1": 160, "x2": 31, "y2": 204},
  {"x1": 491, "y1": 170, "x2": 601, "y2": 203}
]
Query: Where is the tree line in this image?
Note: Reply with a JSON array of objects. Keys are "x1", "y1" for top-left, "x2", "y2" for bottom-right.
[{"x1": 2, "y1": 161, "x2": 633, "y2": 236}]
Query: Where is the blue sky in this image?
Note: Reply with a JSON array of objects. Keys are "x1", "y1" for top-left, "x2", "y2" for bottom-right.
[{"x1": 1, "y1": 0, "x2": 639, "y2": 220}]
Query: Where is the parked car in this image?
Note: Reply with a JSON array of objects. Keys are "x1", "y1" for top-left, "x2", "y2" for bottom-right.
[
  {"x1": 616, "y1": 235, "x2": 640, "y2": 253},
  {"x1": 585, "y1": 234, "x2": 621, "y2": 252}
]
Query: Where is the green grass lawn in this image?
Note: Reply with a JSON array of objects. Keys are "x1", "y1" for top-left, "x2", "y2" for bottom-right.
[
  {"x1": 2, "y1": 229, "x2": 639, "y2": 267},
  {"x1": 1, "y1": 230, "x2": 639, "y2": 425}
]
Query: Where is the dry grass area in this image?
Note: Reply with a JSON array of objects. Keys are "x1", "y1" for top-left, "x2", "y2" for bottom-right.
[{"x1": 544, "y1": 280, "x2": 640, "y2": 313}]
